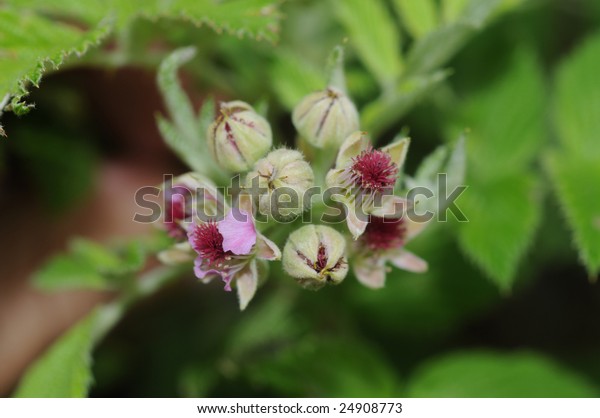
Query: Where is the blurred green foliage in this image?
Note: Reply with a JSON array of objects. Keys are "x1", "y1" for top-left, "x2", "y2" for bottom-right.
[
  {"x1": 407, "y1": 351, "x2": 598, "y2": 397},
  {"x1": 4, "y1": 0, "x2": 600, "y2": 398}
]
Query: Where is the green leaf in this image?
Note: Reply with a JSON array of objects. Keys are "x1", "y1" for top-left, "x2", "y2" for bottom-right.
[
  {"x1": 408, "y1": 351, "x2": 598, "y2": 397},
  {"x1": 545, "y1": 31, "x2": 600, "y2": 276},
  {"x1": 451, "y1": 51, "x2": 545, "y2": 289},
  {"x1": 157, "y1": 47, "x2": 199, "y2": 144},
  {"x1": 554, "y1": 31, "x2": 600, "y2": 159},
  {"x1": 14, "y1": 310, "x2": 100, "y2": 397},
  {"x1": 333, "y1": 0, "x2": 403, "y2": 88},
  {"x1": 156, "y1": 48, "x2": 223, "y2": 178},
  {"x1": 545, "y1": 154, "x2": 600, "y2": 277},
  {"x1": 406, "y1": 135, "x2": 466, "y2": 215},
  {"x1": 0, "y1": 8, "x2": 111, "y2": 116},
  {"x1": 33, "y1": 238, "x2": 147, "y2": 291},
  {"x1": 13, "y1": 0, "x2": 282, "y2": 43},
  {"x1": 463, "y1": 50, "x2": 545, "y2": 175},
  {"x1": 363, "y1": 70, "x2": 449, "y2": 138},
  {"x1": 445, "y1": 134, "x2": 467, "y2": 191},
  {"x1": 270, "y1": 50, "x2": 326, "y2": 110},
  {"x1": 413, "y1": 146, "x2": 449, "y2": 183},
  {"x1": 393, "y1": 0, "x2": 438, "y2": 39},
  {"x1": 16, "y1": 265, "x2": 180, "y2": 398},
  {"x1": 34, "y1": 255, "x2": 113, "y2": 291},
  {"x1": 457, "y1": 173, "x2": 541, "y2": 290},
  {"x1": 248, "y1": 337, "x2": 401, "y2": 397},
  {"x1": 441, "y1": 0, "x2": 470, "y2": 23},
  {"x1": 2, "y1": 1, "x2": 282, "y2": 119},
  {"x1": 404, "y1": 0, "x2": 502, "y2": 77}
]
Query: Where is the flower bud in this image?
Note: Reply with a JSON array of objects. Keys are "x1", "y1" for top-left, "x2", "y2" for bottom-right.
[
  {"x1": 283, "y1": 225, "x2": 348, "y2": 290},
  {"x1": 161, "y1": 172, "x2": 224, "y2": 239},
  {"x1": 292, "y1": 87, "x2": 359, "y2": 148},
  {"x1": 208, "y1": 101, "x2": 272, "y2": 172},
  {"x1": 246, "y1": 149, "x2": 315, "y2": 220}
]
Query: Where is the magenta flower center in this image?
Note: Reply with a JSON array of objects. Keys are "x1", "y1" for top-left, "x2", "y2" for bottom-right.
[
  {"x1": 350, "y1": 147, "x2": 398, "y2": 191},
  {"x1": 363, "y1": 217, "x2": 406, "y2": 251},
  {"x1": 190, "y1": 221, "x2": 229, "y2": 264}
]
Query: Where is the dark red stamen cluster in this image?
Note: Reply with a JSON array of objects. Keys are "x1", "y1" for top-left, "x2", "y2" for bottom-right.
[
  {"x1": 363, "y1": 216, "x2": 406, "y2": 251},
  {"x1": 350, "y1": 147, "x2": 398, "y2": 191},
  {"x1": 315, "y1": 244, "x2": 328, "y2": 271},
  {"x1": 190, "y1": 221, "x2": 228, "y2": 264}
]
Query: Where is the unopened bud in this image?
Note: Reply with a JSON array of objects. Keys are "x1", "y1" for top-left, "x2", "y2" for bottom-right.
[
  {"x1": 283, "y1": 225, "x2": 348, "y2": 290},
  {"x1": 246, "y1": 149, "x2": 314, "y2": 220},
  {"x1": 292, "y1": 87, "x2": 359, "y2": 148},
  {"x1": 208, "y1": 101, "x2": 272, "y2": 172},
  {"x1": 161, "y1": 172, "x2": 223, "y2": 238}
]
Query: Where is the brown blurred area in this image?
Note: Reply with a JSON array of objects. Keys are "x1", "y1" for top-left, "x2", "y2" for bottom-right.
[{"x1": 0, "y1": 68, "x2": 191, "y2": 395}]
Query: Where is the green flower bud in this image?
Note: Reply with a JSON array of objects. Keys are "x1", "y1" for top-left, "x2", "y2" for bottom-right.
[
  {"x1": 246, "y1": 148, "x2": 315, "y2": 220},
  {"x1": 292, "y1": 87, "x2": 359, "y2": 148},
  {"x1": 283, "y1": 225, "x2": 348, "y2": 290},
  {"x1": 208, "y1": 101, "x2": 272, "y2": 172}
]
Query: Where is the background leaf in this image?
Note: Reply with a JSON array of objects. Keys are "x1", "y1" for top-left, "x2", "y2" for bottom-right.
[
  {"x1": 270, "y1": 50, "x2": 326, "y2": 110},
  {"x1": 1, "y1": 0, "x2": 281, "y2": 118},
  {"x1": 407, "y1": 351, "x2": 599, "y2": 397},
  {"x1": 546, "y1": 155, "x2": 600, "y2": 277},
  {"x1": 554, "y1": 33, "x2": 600, "y2": 158},
  {"x1": 462, "y1": 51, "x2": 545, "y2": 175},
  {"x1": 247, "y1": 337, "x2": 401, "y2": 397},
  {"x1": 34, "y1": 238, "x2": 147, "y2": 291},
  {"x1": 393, "y1": 0, "x2": 438, "y2": 39},
  {"x1": 16, "y1": 265, "x2": 180, "y2": 397},
  {"x1": 404, "y1": 0, "x2": 503, "y2": 76},
  {"x1": 12, "y1": 0, "x2": 282, "y2": 42},
  {"x1": 156, "y1": 48, "x2": 223, "y2": 178},
  {"x1": 548, "y1": 31, "x2": 600, "y2": 276},
  {"x1": 333, "y1": 0, "x2": 403, "y2": 88},
  {"x1": 0, "y1": 8, "x2": 111, "y2": 115},
  {"x1": 14, "y1": 311, "x2": 100, "y2": 397},
  {"x1": 454, "y1": 51, "x2": 545, "y2": 290},
  {"x1": 458, "y1": 174, "x2": 541, "y2": 290},
  {"x1": 362, "y1": 70, "x2": 449, "y2": 137}
]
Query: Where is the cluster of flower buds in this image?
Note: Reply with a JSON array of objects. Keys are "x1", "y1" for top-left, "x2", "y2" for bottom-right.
[{"x1": 158, "y1": 87, "x2": 428, "y2": 310}]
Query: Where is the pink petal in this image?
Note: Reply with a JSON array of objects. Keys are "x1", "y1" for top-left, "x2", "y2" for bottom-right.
[
  {"x1": 217, "y1": 209, "x2": 257, "y2": 255},
  {"x1": 389, "y1": 249, "x2": 428, "y2": 273},
  {"x1": 255, "y1": 233, "x2": 281, "y2": 261},
  {"x1": 193, "y1": 258, "x2": 219, "y2": 280},
  {"x1": 345, "y1": 204, "x2": 368, "y2": 240},
  {"x1": 236, "y1": 261, "x2": 258, "y2": 310},
  {"x1": 222, "y1": 276, "x2": 233, "y2": 292},
  {"x1": 193, "y1": 259, "x2": 233, "y2": 292},
  {"x1": 194, "y1": 257, "x2": 221, "y2": 283},
  {"x1": 353, "y1": 256, "x2": 387, "y2": 289}
]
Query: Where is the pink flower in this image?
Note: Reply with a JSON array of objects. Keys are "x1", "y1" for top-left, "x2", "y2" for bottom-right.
[
  {"x1": 353, "y1": 215, "x2": 428, "y2": 289},
  {"x1": 187, "y1": 195, "x2": 280, "y2": 310},
  {"x1": 158, "y1": 176, "x2": 280, "y2": 311},
  {"x1": 326, "y1": 132, "x2": 410, "y2": 239}
]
